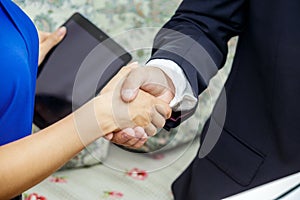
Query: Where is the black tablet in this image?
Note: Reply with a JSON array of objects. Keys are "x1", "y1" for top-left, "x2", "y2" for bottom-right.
[{"x1": 34, "y1": 13, "x2": 132, "y2": 129}]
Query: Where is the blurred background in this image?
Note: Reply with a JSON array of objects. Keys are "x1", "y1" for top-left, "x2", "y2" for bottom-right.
[{"x1": 16, "y1": 0, "x2": 182, "y2": 63}]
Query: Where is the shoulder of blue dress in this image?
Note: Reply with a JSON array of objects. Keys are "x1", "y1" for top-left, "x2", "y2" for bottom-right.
[
  {"x1": 14, "y1": 0, "x2": 39, "y2": 76},
  {"x1": 15, "y1": 2, "x2": 39, "y2": 64},
  {"x1": 18, "y1": 8, "x2": 39, "y2": 80},
  {"x1": 1, "y1": 0, "x2": 39, "y2": 68}
]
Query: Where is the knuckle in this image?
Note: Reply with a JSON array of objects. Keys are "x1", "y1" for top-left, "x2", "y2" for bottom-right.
[
  {"x1": 155, "y1": 120, "x2": 165, "y2": 128},
  {"x1": 133, "y1": 143, "x2": 143, "y2": 149},
  {"x1": 111, "y1": 138, "x2": 118, "y2": 144},
  {"x1": 49, "y1": 35, "x2": 60, "y2": 44},
  {"x1": 127, "y1": 139, "x2": 137, "y2": 146},
  {"x1": 114, "y1": 135, "x2": 126, "y2": 143},
  {"x1": 145, "y1": 127, "x2": 156, "y2": 136},
  {"x1": 132, "y1": 114, "x2": 150, "y2": 127}
]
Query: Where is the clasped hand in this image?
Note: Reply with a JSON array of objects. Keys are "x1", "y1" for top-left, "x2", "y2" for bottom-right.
[
  {"x1": 97, "y1": 64, "x2": 172, "y2": 139},
  {"x1": 101, "y1": 63, "x2": 175, "y2": 149},
  {"x1": 37, "y1": 27, "x2": 174, "y2": 148}
]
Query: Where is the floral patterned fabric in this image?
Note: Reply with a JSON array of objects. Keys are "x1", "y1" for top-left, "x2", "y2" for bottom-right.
[
  {"x1": 25, "y1": 139, "x2": 200, "y2": 200},
  {"x1": 15, "y1": 0, "x2": 182, "y2": 63}
]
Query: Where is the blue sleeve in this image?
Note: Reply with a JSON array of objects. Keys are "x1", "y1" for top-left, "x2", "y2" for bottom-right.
[{"x1": 0, "y1": 1, "x2": 38, "y2": 145}]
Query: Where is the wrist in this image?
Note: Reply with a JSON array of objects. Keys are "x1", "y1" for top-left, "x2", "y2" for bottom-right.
[
  {"x1": 71, "y1": 95, "x2": 117, "y2": 145},
  {"x1": 159, "y1": 68, "x2": 176, "y2": 97},
  {"x1": 93, "y1": 94, "x2": 119, "y2": 134}
]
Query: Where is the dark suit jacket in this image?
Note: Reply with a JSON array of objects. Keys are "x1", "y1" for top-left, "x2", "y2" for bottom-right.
[{"x1": 150, "y1": 0, "x2": 300, "y2": 199}]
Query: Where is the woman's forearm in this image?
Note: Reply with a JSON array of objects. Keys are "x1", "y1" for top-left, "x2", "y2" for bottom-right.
[
  {"x1": 0, "y1": 82, "x2": 170, "y2": 199},
  {"x1": 0, "y1": 98, "x2": 107, "y2": 199}
]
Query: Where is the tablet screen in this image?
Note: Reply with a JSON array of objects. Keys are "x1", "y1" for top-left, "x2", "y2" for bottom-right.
[{"x1": 34, "y1": 13, "x2": 132, "y2": 129}]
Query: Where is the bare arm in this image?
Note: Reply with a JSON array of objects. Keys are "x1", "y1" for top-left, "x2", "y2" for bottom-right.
[
  {"x1": 0, "y1": 111, "x2": 86, "y2": 199},
  {"x1": 0, "y1": 65, "x2": 171, "y2": 199}
]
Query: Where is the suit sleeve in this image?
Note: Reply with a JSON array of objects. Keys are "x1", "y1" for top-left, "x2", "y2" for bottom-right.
[{"x1": 150, "y1": 0, "x2": 247, "y2": 128}]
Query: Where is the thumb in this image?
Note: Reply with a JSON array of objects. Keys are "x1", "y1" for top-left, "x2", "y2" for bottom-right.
[
  {"x1": 38, "y1": 27, "x2": 67, "y2": 65},
  {"x1": 104, "y1": 133, "x2": 113, "y2": 140},
  {"x1": 38, "y1": 31, "x2": 51, "y2": 43},
  {"x1": 42, "y1": 27, "x2": 66, "y2": 52},
  {"x1": 121, "y1": 68, "x2": 146, "y2": 102}
]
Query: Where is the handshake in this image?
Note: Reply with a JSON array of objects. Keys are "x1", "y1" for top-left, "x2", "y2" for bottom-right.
[
  {"x1": 76, "y1": 62, "x2": 175, "y2": 148},
  {"x1": 38, "y1": 29, "x2": 175, "y2": 149}
]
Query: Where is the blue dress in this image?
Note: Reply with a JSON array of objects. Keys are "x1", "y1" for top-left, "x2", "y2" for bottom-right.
[{"x1": 0, "y1": 0, "x2": 38, "y2": 145}]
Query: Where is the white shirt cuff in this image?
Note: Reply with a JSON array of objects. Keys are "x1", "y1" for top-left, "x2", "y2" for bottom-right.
[{"x1": 146, "y1": 59, "x2": 198, "y2": 111}]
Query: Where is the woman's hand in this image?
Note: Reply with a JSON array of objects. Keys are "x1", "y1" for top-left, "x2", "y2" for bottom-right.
[
  {"x1": 38, "y1": 27, "x2": 67, "y2": 66},
  {"x1": 73, "y1": 63, "x2": 171, "y2": 146},
  {"x1": 95, "y1": 88, "x2": 171, "y2": 134},
  {"x1": 95, "y1": 63, "x2": 171, "y2": 134},
  {"x1": 0, "y1": 63, "x2": 170, "y2": 199},
  {"x1": 100, "y1": 63, "x2": 174, "y2": 149},
  {"x1": 100, "y1": 63, "x2": 150, "y2": 148}
]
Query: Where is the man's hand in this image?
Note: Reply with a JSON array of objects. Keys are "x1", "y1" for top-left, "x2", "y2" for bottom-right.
[
  {"x1": 104, "y1": 65, "x2": 175, "y2": 149},
  {"x1": 121, "y1": 66, "x2": 175, "y2": 104},
  {"x1": 38, "y1": 27, "x2": 67, "y2": 66},
  {"x1": 93, "y1": 67, "x2": 172, "y2": 136}
]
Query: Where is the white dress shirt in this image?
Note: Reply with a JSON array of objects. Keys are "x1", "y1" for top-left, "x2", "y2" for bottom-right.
[{"x1": 146, "y1": 59, "x2": 198, "y2": 111}]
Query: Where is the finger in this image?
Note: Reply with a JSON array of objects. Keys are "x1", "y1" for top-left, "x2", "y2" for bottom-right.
[
  {"x1": 151, "y1": 108, "x2": 166, "y2": 129},
  {"x1": 155, "y1": 104, "x2": 172, "y2": 119},
  {"x1": 121, "y1": 68, "x2": 147, "y2": 102},
  {"x1": 40, "y1": 27, "x2": 67, "y2": 54},
  {"x1": 104, "y1": 133, "x2": 113, "y2": 140},
  {"x1": 131, "y1": 137, "x2": 147, "y2": 149},
  {"x1": 133, "y1": 126, "x2": 148, "y2": 138},
  {"x1": 121, "y1": 67, "x2": 175, "y2": 104},
  {"x1": 100, "y1": 63, "x2": 138, "y2": 94},
  {"x1": 139, "y1": 67, "x2": 174, "y2": 98},
  {"x1": 38, "y1": 27, "x2": 67, "y2": 65},
  {"x1": 38, "y1": 31, "x2": 51, "y2": 42},
  {"x1": 144, "y1": 123, "x2": 157, "y2": 137},
  {"x1": 122, "y1": 137, "x2": 141, "y2": 147},
  {"x1": 116, "y1": 127, "x2": 147, "y2": 148},
  {"x1": 129, "y1": 127, "x2": 148, "y2": 148},
  {"x1": 110, "y1": 128, "x2": 135, "y2": 145}
]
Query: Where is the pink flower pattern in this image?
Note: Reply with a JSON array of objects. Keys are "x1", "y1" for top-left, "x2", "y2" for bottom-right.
[
  {"x1": 126, "y1": 168, "x2": 148, "y2": 180},
  {"x1": 151, "y1": 153, "x2": 165, "y2": 160},
  {"x1": 24, "y1": 193, "x2": 47, "y2": 200},
  {"x1": 49, "y1": 176, "x2": 67, "y2": 183},
  {"x1": 103, "y1": 191, "x2": 124, "y2": 199}
]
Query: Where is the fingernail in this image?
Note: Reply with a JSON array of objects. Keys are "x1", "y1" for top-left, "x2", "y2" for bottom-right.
[
  {"x1": 57, "y1": 26, "x2": 66, "y2": 37},
  {"x1": 122, "y1": 134, "x2": 128, "y2": 139},
  {"x1": 105, "y1": 133, "x2": 113, "y2": 140},
  {"x1": 122, "y1": 89, "x2": 134, "y2": 100},
  {"x1": 130, "y1": 61, "x2": 138, "y2": 66},
  {"x1": 142, "y1": 132, "x2": 148, "y2": 139},
  {"x1": 123, "y1": 128, "x2": 135, "y2": 137},
  {"x1": 135, "y1": 127, "x2": 147, "y2": 138}
]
